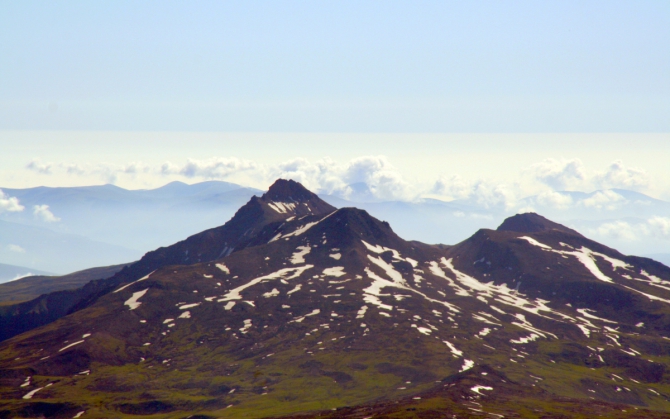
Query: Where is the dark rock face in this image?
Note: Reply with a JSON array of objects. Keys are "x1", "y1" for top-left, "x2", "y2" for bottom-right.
[{"x1": 2, "y1": 180, "x2": 670, "y2": 418}]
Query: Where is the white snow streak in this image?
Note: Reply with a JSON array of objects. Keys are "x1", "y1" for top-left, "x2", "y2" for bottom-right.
[
  {"x1": 58, "y1": 340, "x2": 85, "y2": 352},
  {"x1": 114, "y1": 271, "x2": 155, "y2": 293},
  {"x1": 218, "y1": 265, "x2": 313, "y2": 302},
  {"x1": 443, "y1": 340, "x2": 463, "y2": 357}
]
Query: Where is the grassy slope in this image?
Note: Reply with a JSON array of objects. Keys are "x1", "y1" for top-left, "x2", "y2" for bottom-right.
[{"x1": 0, "y1": 263, "x2": 129, "y2": 306}]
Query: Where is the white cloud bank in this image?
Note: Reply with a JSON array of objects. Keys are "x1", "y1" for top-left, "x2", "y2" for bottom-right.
[
  {"x1": 525, "y1": 158, "x2": 651, "y2": 194},
  {"x1": 592, "y1": 217, "x2": 670, "y2": 242},
  {"x1": 526, "y1": 158, "x2": 586, "y2": 190},
  {"x1": 22, "y1": 156, "x2": 658, "y2": 206},
  {"x1": 594, "y1": 160, "x2": 651, "y2": 191}
]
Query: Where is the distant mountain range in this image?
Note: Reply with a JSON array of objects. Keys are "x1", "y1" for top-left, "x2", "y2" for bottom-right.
[
  {"x1": 1, "y1": 180, "x2": 670, "y2": 418},
  {"x1": 0, "y1": 181, "x2": 262, "y2": 274},
  {"x1": 0, "y1": 263, "x2": 127, "y2": 306},
  {"x1": 1, "y1": 180, "x2": 669, "y2": 275},
  {"x1": 0, "y1": 263, "x2": 52, "y2": 284}
]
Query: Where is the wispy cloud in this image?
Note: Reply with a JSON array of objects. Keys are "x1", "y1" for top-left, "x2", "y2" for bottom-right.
[
  {"x1": 25, "y1": 159, "x2": 52, "y2": 174},
  {"x1": 0, "y1": 190, "x2": 24, "y2": 213},
  {"x1": 33, "y1": 205, "x2": 60, "y2": 222},
  {"x1": 7, "y1": 244, "x2": 26, "y2": 253},
  {"x1": 161, "y1": 157, "x2": 259, "y2": 180}
]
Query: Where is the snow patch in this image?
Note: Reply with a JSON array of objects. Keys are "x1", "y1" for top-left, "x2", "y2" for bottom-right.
[
  {"x1": 413, "y1": 325, "x2": 431, "y2": 335},
  {"x1": 240, "y1": 319, "x2": 252, "y2": 334},
  {"x1": 460, "y1": 359, "x2": 474, "y2": 372},
  {"x1": 270, "y1": 211, "x2": 337, "y2": 242},
  {"x1": 124, "y1": 288, "x2": 149, "y2": 310},
  {"x1": 290, "y1": 309, "x2": 320, "y2": 323},
  {"x1": 356, "y1": 305, "x2": 368, "y2": 319},
  {"x1": 478, "y1": 328, "x2": 491, "y2": 337},
  {"x1": 267, "y1": 201, "x2": 297, "y2": 214},
  {"x1": 263, "y1": 288, "x2": 280, "y2": 298},
  {"x1": 22, "y1": 383, "x2": 52, "y2": 399},
  {"x1": 577, "y1": 325, "x2": 591, "y2": 337},
  {"x1": 510, "y1": 334, "x2": 541, "y2": 344},
  {"x1": 471, "y1": 385, "x2": 493, "y2": 395},
  {"x1": 364, "y1": 257, "x2": 459, "y2": 313},
  {"x1": 216, "y1": 263, "x2": 230, "y2": 274},
  {"x1": 290, "y1": 246, "x2": 311, "y2": 264},
  {"x1": 323, "y1": 267, "x2": 346, "y2": 277},
  {"x1": 287, "y1": 284, "x2": 302, "y2": 295},
  {"x1": 520, "y1": 237, "x2": 634, "y2": 284},
  {"x1": 443, "y1": 340, "x2": 463, "y2": 357}
]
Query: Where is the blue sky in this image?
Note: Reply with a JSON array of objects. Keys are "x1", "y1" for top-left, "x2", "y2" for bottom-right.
[{"x1": 1, "y1": 1, "x2": 668, "y2": 131}]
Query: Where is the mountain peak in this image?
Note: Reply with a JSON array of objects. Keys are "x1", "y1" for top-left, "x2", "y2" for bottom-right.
[
  {"x1": 496, "y1": 212, "x2": 583, "y2": 236},
  {"x1": 263, "y1": 179, "x2": 316, "y2": 202}
]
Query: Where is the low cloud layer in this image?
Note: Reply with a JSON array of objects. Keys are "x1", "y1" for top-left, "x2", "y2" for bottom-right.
[{"x1": 23, "y1": 156, "x2": 657, "y2": 207}]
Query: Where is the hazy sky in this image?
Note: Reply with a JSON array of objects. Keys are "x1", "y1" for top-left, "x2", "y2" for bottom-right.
[
  {"x1": 1, "y1": 132, "x2": 668, "y2": 206},
  {"x1": 1, "y1": 2, "x2": 668, "y2": 202},
  {"x1": 1, "y1": 1, "x2": 668, "y2": 132}
]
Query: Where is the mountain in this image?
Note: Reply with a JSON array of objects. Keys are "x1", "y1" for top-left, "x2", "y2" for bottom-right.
[
  {"x1": 1, "y1": 183, "x2": 670, "y2": 418},
  {"x1": 5, "y1": 181, "x2": 670, "y2": 275},
  {"x1": 647, "y1": 254, "x2": 670, "y2": 268},
  {"x1": 324, "y1": 188, "x2": 670, "y2": 260},
  {"x1": 0, "y1": 181, "x2": 262, "y2": 272},
  {"x1": 0, "y1": 219, "x2": 140, "y2": 274},
  {"x1": 0, "y1": 263, "x2": 52, "y2": 285},
  {"x1": 320, "y1": 194, "x2": 502, "y2": 246},
  {"x1": 0, "y1": 179, "x2": 334, "y2": 343},
  {"x1": 0, "y1": 263, "x2": 128, "y2": 306}
]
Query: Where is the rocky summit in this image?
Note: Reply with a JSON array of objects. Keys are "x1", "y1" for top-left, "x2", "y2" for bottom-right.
[{"x1": 2, "y1": 180, "x2": 670, "y2": 418}]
